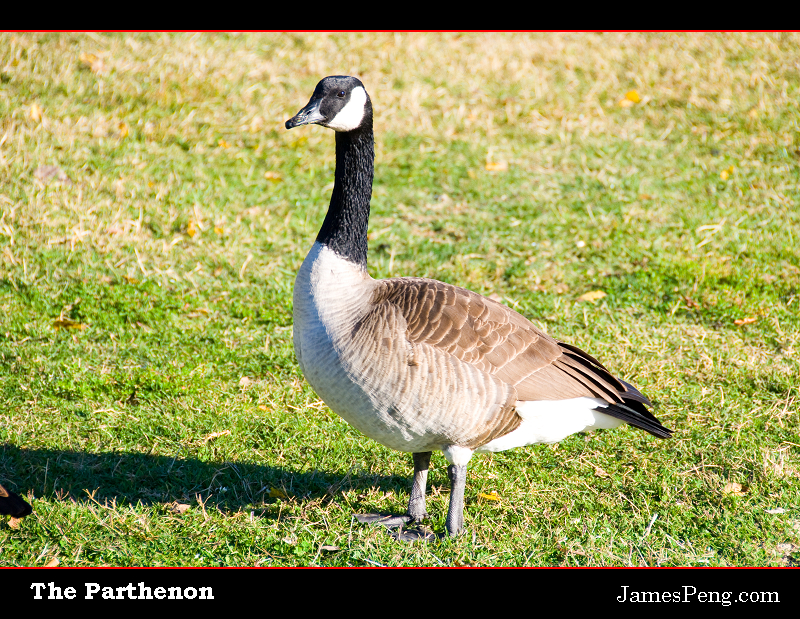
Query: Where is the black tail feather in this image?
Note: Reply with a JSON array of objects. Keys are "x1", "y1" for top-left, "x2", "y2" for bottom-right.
[
  {"x1": 597, "y1": 402, "x2": 673, "y2": 439},
  {"x1": 618, "y1": 378, "x2": 654, "y2": 408},
  {"x1": 556, "y1": 341, "x2": 672, "y2": 439}
]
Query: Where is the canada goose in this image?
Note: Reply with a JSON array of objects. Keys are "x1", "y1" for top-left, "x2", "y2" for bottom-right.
[
  {"x1": 286, "y1": 76, "x2": 672, "y2": 538},
  {"x1": 0, "y1": 483, "x2": 32, "y2": 518}
]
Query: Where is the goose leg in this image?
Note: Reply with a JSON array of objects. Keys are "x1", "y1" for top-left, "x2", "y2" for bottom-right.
[
  {"x1": 353, "y1": 452, "x2": 435, "y2": 541},
  {"x1": 406, "y1": 451, "x2": 431, "y2": 522},
  {"x1": 446, "y1": 464, "x2": 467, "y2": 537}
]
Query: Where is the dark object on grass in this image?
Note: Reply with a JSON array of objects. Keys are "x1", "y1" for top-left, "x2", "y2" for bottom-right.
[{"x1": 0, "y1": 483, "x2": 32, "y2": 518}]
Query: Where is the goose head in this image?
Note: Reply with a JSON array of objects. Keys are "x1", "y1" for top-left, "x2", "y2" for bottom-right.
[{"x1": 285, "y1": 75, "x2": 372, "y2": 133}]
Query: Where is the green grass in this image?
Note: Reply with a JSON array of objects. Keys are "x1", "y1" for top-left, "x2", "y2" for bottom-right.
[{"x1": 1, "y1": 32, "x2": 798, "y2": 566}]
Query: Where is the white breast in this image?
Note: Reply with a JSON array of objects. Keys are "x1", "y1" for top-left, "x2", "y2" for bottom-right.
[
  {"x1": 293, "y1": 243, "x2": 421, "y2": 450},
  {"x1": 293, "y1": 242, "x2": 375, "y2": 419},
  {"x1": 293, "y1": 243, "x2": 512, "y2": 453}
]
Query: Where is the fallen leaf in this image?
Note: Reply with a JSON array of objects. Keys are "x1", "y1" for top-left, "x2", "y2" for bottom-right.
[
  {"x1": 201, "y1": 430, "x2": 231, "y2": 443},
  {"x1": 625, "y1": 90, "x2": 641, "y2": 103},
  {"x1": 8, "y1": 517, "x2": 23, "y2": 529},
  {"x1": 485, "y1": 161, "x2": 508, "y2": 172},
  {"x1": 238, "y1": 376, "x2": 252, "y2": 388},
  {"x1": 45, "y1": 557, "x2": 60, "y2": 567},
  {"x1": 187, "y1": 220, "x2": 197, "y2": 238},
  {"x1": 264, "y1": 171, "x2": 282, "y2": 182},
  {"x1": 34, "y1": 165, "x2": 70, "y2": 185},
  {"x1": 577, "y1": 290, "x2": 607, "y2": 303},
  {"x1": 79, "y1": 52, "x2": 105, "y2": 74},
  {"x1": 478, "y1": 492, "x2": 500, "y2": 502},
  {"x1": 186, "y1": 308, "x2": 210, "y2": 318},
  {"x1": 269, "y1": 487, "x2": 289, "y2": 500},
  {"x1": 734, "y1": 317, "x2": 758, "y2": 326},
  {"x1": 117, "y1": 122, "x2": 129, "y2": 139},
  {"x1": 30, "y1": 103, "x2": 43, "y2": 122},
  {"x1": 218, "y1": 139, "x2": 230, "y2": 149},
  {"x1": 169, "y1": 503, "x2": 191, "y2": 514},
  {"x1": 52, "y1": 317, "x2": 87, "y2": 331},
  {"x1": 723, "y1": 482, "x2": 746, "y2": 496},
  {"x1": 591, "y1": 464, "x2": 610, "y2": 478},
  {"x1": 720, "y1": 165, "x2": 734, "y2": 180}
]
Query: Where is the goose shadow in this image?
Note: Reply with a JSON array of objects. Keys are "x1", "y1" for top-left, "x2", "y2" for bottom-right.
[{"x1": 0, "y1": 443, "x2": 423, "y2": 518}]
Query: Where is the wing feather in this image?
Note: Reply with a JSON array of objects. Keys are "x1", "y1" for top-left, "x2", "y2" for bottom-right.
[{"x1": 370, "y1": 277, "x2": 671, "y2": 440}]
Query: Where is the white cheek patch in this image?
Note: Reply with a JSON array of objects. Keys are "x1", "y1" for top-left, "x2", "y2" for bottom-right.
[{"x1": 327, "y1": 86, "x2": 367, "y2": 131}]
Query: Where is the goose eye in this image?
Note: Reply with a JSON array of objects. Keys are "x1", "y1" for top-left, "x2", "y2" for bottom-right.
[{"x1": 337, "y1": 90, "x2": 346, "y2": 98}]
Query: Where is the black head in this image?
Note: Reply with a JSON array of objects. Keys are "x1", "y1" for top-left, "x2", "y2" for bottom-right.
[{"x1": 285, "y1": 76, "x2": 372, "y2": 132}]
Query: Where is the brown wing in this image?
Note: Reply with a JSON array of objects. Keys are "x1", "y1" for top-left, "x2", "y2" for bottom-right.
[
  {"x1": 371, "y1": 277, "x2": 671, "y2": 439},
  {"x1": 372, "y1": 277, "x2": 627, "y2": 403},
  {"x1": 349, "y1": 285, "x2": 520, "y2": 449}
]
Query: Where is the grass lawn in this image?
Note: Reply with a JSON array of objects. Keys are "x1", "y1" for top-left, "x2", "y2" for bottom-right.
[{"x1": 1, "y1": 32, "x2": 798, "y2": 567}]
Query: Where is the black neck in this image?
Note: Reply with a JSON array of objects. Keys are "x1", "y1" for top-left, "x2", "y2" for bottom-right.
[{"x1": 316, "y1": 125, "x2": 374, "y2": 269}]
